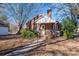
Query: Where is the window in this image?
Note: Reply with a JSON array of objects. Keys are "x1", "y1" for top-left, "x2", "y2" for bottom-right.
[{"x1": 77, "y1": 15, "x2": 79, "y2": 19}]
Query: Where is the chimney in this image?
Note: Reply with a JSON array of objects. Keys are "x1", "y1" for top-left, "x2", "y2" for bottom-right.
[{"x1": 47, "y1": 8, "x2": 52, "y2": 17}]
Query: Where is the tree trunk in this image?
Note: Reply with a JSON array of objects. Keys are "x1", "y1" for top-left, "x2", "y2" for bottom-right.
[{"x1": 17, "y1": 26, "x2": 22, "y2": 34}]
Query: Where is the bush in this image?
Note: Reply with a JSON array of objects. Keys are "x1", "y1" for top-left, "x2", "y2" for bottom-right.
[
  {"x1": 20, "y1": 28, "x2": 37, "y2": 39},
  {"x1": 62, "y1": 19, "x2": 77, "y2": 39}
]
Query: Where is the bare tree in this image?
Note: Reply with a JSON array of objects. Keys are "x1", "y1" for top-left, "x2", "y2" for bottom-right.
[
  {"x1": 0, "y1": 4, "x2": 9, "y2": 26},
  {"x1": 5, "y1": 3, "x2": 39, "y2": 34}
]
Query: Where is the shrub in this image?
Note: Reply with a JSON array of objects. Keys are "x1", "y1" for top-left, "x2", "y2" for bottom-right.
[
  {"x1": 62, "y1": 19, "x2": 77, "y2": 39},
  {"x1": 20, "y1": 28, "x2": 37, "y2": 39}
]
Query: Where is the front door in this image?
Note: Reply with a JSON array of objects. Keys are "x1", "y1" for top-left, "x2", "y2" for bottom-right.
[{"x1": 40, "y1": 24, "x2": 45, "y2": 36}]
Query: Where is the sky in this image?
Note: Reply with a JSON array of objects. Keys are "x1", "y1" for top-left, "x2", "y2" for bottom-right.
[{"x1": 3, "y1": 3, "x2": 71, "y2": 25}]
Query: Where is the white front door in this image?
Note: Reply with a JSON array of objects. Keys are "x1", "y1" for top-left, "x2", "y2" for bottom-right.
[{"x1": 41, "y1": 25, "x2": 45, "y2": 36}]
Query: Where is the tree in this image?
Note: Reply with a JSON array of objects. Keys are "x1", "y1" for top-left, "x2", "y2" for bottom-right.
[
  {"x1": 0, "y1": 4, "x2": 9, "y2": 27},
  {"x1": 0, "y1": 15, "x2": 7, "y2": 21},
  {"x1": 51, "y1": 4, "x2": 78, "y2": 21},
  {"x1": 4, "y1": 3, "x2": 39, "y2": 34},
  {"x1": 0, "y1": 4, "x2": 7, "y2": 21},
  {"x1": 51, "y1": 4, "x2": 78, "y2": 31},
  {"x1": 62, "y1": 4, "x2": 78, "y2": 31},
  {"x1": 62, "y1": 19, "x2": 77, "y2": 39}
]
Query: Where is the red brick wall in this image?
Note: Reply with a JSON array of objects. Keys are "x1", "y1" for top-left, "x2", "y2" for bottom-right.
[{"x1": 45, "y1": 23, "x2": 53, "y2": 30}]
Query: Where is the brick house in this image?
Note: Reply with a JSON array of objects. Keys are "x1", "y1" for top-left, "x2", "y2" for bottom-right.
[{"x1": 26, "y1": 9, "x2": 61, "y2": 36}]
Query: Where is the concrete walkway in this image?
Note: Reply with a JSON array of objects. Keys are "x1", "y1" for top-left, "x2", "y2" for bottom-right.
[{"x1": 5, "y1": 37, "x2": 46, "y2": 56}]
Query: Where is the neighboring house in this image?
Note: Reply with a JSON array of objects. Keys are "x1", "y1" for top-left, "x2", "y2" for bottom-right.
[
  {"x1": 26, "y1": 9, "x2": 61, "y2": 36},
  {"x1": 0, "y1": 20, "x2": 9, "y2": 35}
]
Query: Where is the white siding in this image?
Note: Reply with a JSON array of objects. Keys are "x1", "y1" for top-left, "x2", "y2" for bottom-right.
[{"x1": 0, "y1": 27, "x2": 8, "y2": 35}]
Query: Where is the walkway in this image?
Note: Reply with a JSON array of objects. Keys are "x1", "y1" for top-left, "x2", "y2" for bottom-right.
[{"x1": 5, "y1": 37, "x2": 46, "y2": 56}]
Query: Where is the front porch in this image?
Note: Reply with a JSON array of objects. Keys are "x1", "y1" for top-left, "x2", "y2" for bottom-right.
[{"x1": 36, "y1": 22, "x2": 60, "y2": 38}]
